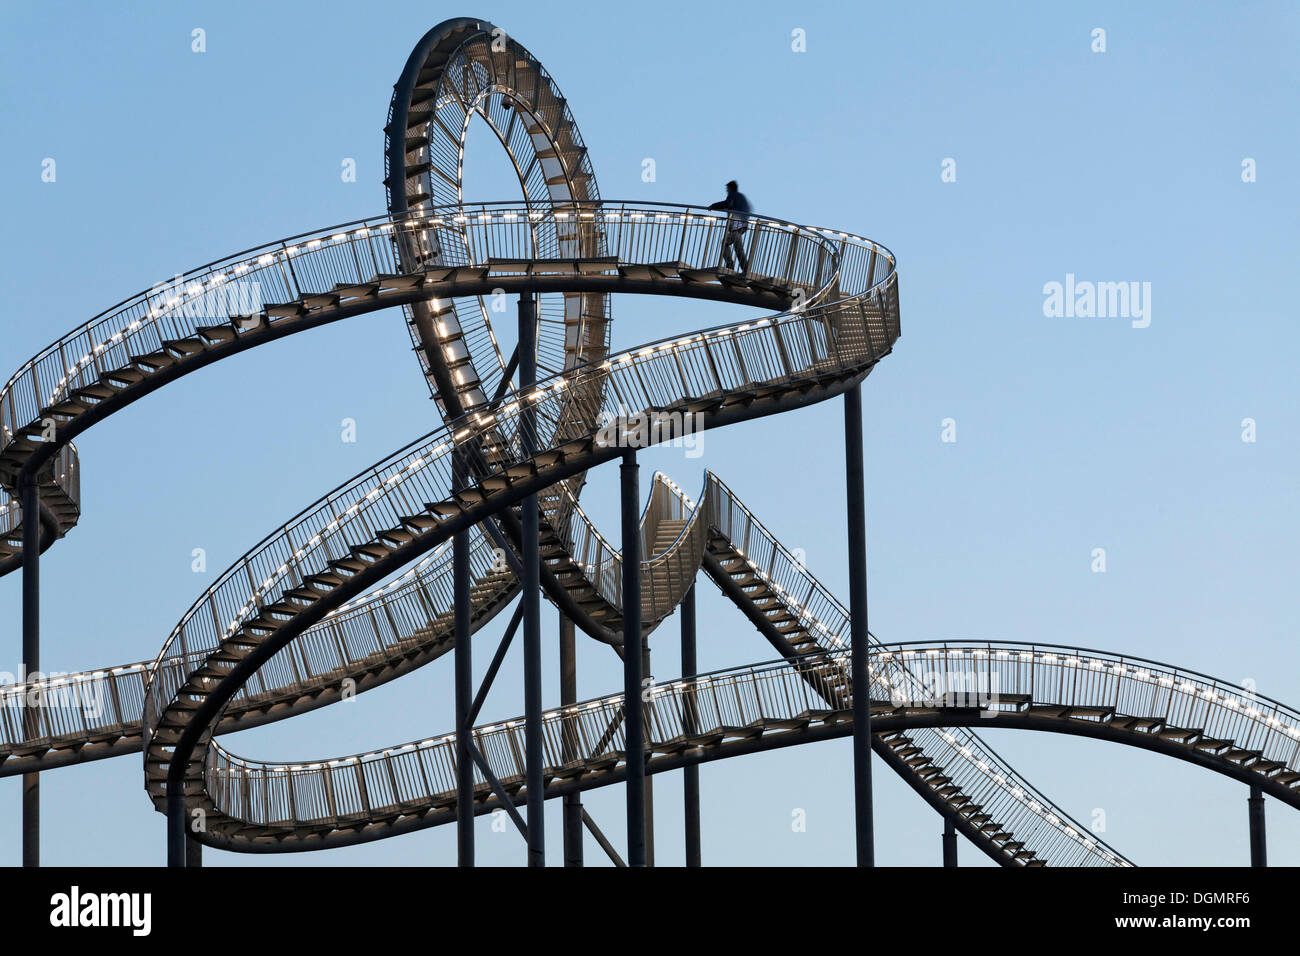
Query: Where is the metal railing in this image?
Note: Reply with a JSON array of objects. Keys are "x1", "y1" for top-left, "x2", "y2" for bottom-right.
[
  {"x1": 875, "y1": 641, "x2": 1300, "y2": 773},
  {"x1": 204, "y1": 645, "x2": 1164, "y2": 866},
  {"x1": 206, "y1": 646, "x2": 1300, "y2": 859},
  {"x1": 0, "y1": 201, "x2": 854, "y2": 464}
]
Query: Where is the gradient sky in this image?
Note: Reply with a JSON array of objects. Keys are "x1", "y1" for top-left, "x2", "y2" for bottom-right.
[{"x1": 1, "y1": 0, "x2": 1297, "y2": 866}]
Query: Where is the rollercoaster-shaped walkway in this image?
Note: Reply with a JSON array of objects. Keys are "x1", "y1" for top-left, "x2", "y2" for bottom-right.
[{"x1": 0, "y1": 17, "x2": 1288, "y2": 866}]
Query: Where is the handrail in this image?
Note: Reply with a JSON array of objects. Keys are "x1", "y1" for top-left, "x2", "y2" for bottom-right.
[
  {"x1": 203, "y1": 637, "x2": 1300, "y2": 857},
  {"x1": 203, "y1": 644, "x2": 1167, "y2": 866},
  {"x1": 0, "y1": 200, "x2": 864, "y2": 437}
]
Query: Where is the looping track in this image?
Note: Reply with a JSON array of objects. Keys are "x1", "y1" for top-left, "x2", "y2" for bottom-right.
[{"x1": 0, "y1": 18, "x2": 1290, "y2": 866}]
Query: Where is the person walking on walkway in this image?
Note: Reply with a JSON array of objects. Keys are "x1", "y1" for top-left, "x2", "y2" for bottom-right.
[{"x1": 708, "y1": 180, "x2": 751, "y2": 274}]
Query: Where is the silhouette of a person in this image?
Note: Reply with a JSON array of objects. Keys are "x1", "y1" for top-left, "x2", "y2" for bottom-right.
[{"x1": 708, "y1": 180, "x2": 751, "y2": 274}]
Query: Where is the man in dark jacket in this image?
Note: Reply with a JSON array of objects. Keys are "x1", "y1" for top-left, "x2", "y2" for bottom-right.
[{"x1": 708, "y1": 180, "x2": 751, "y2": 274}]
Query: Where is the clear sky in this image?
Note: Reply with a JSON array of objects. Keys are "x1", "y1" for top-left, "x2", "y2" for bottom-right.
[{"x1": 1, "y1": 0, "x2": 1297, "y2": 866}]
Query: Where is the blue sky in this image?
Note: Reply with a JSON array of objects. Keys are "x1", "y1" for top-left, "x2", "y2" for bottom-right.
[{"x1": 1, "y1": 0, "x2": 1297, "y2": 866}]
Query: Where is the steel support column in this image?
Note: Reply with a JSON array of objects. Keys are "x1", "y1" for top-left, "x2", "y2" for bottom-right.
[
  {"x1": 582, "y1": 809, "x2": 627, "y2": 867},
  {"x1": 681, "y1": 585, "x2": 701, "y2": 867},
  {"x1": 560, "y1": 613, "x2": 583, "y2": 866},
  {"x1": 453, "y1": 447, "x2": 474, "y2": 867},
  {"x1": 167, "y1": 791, "x2": 186, "y2": 866},
  {"x1": 643, "y1": 642, "x2": 654, "y2": 867},
  {"x1": 519, "y1": 291, "x2": 544, "y2": 867},
  {"x1": 942, "y1": 815, "x2": 957, "y2": 867},
  {"x1": 845, "y1": 383, "x2": 875, "y2": 867},
  {"x1": 20, "y1": 469, "x2": 39, "y2": 868},
  {"x1": 621, "y1": 449, "x2": 646, "y2": 867},
  {"x1": 1248, "y1": 785, "x2": 1267, "y2": 867}
]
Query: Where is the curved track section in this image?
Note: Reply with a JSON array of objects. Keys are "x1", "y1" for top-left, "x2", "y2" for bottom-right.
[{"x1": 187, "y1": 635, "x2": 1300, "y2": 862}]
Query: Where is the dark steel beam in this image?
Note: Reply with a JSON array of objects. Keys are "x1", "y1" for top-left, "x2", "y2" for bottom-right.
[
  {"x1": 487, "y1": 345, "x2": 520, "y2": 412},
  {"x1": 943, "y1": 815, "x2": 957, "y2": 867},
  {"x1": 0, "y1": 501, "x2": 60, "y2": 580},
  {"x1": 680, "y1": 586, "x2": 701, "y2": 867},
  {"x1": 581, "y1": 809, "x2": 626, "y2": 867},
  {"x1": 519, "y1": 290, "x2": 544, "y2": 868},
  {"x1": 844, "y1": 384, "x2": 874, "y2": 867},
  {"x1": 20, "y1": 468, "x2": 39, "y2": 868},
  {"x1": 167, "y1": 790, "x2": 186, "y2": 866},
  {"x1": 468, "y1": 743, "x2": 527, "y2": 838},
  {"x1": 621, "y1": 449, "x2": 646, "y2": 866},
  {"x1": 643, "y1": 642, "x2": 654, "y2": 867},
  {"x1": 453, "y1": 446, "x2": 474, "y2": 867},
  {"x1": 1249, "y1": 785, "x2": 1267, "y2": 867},
  {"x1": 560, "y1": 614, "x2": 583, "y2": 866},
  {"x1": 468, "y1": 603, "x2": 523, "y2": 725}
]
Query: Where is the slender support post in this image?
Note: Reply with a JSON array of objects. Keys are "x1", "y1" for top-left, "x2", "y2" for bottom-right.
[
  {"x1": 942, "y1": 815, "x2": 957, "y2": 867},
  {"x1": 560, "y1": 613, "x2": 583, "y2": 866},
  {"x1": 680, "y1": 585, "x2": 701, "y2": 867},
  {"x1": 519, "y1": 291, "x2": 544, "y2": 868},
  {"x1": 1248, "y1": 786, "x2": 1267, "y2": 867},
  {"x1": 468, "y1": 744, "x2": 528, "y2": 838},
  {"x1": 468, "y1": 602, "x2": 523, "y2": 725},
  {"x1": 643, "y1": 642, "x2": 654, "y2": 867},
  {"x1": 453, "y1": 447, "x2": 474, "y2": 867},
  {"x1": 186, "y1": 833, "x2": 203, "y2": 867},
  {"x1": 167, "y1": 790, "x2": 186, "y2": 867},
  {"x1": 844, "y1": 383, "x2": 874, "y2": 867},
  {"x1": 20, "y1": 470, "x2": 40, "y2": 868},
  {"x1": 582, "y1": 809, "x2": 627, "y2": 867},
  {"x1": 621, "y1": 449, "x2": 646, "y2": 867}
]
